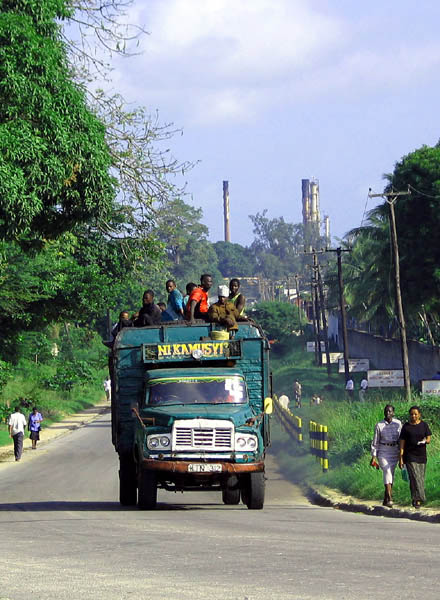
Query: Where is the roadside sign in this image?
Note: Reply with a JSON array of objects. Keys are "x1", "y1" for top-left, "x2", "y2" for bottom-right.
[
  {"x1": 338, "y1": 358, "x2": 370, "y2": 373},
  {"x1": 368, "y1": 369, "x2": 404, "y2": 387},
  {"x1": 322, "y1": 352, "x2": 344, "y2": 364},
  {"x1": 421, "y1": 380, "x2": 440, "y2": 395},
  {"x1": 306, "y1": 341, "x2": 325, "y2": 352}
]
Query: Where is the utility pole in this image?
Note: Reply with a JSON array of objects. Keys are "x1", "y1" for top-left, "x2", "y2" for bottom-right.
[
  {"x1": 312, "y1": 268, "x2": 323, "y2": 365},
  {"x1": 294, "y1": 274, "x2": 302, "y2": 335},
  {"x1": 369, "y1": 188, "x2": 412, "y2": 401},
  {"x1": 326, "y1": 246, "x2": 351, "y2": 383},
  {"x1": 305, "y1": 249, "x2": 331, "y2": 373},
  {"x1": 310, "y1": 278, "x2": 320, "y2": 366},
  {"x1": 317, "y1": 261, "x2": 331, "y2": 377}
]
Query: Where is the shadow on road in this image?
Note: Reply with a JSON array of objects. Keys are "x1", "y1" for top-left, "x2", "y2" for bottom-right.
[{"x1": 0, "y1": 500, "x2": 235, "y2": 512}]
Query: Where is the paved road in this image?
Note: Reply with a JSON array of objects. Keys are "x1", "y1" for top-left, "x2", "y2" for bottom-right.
[{"x1": 1, "y1": 412, "x2": 439, "y2": 600}]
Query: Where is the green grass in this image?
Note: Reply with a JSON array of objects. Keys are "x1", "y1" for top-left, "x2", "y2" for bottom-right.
[{"x1": 270, "y1": 336, "x2": 440, "y2": 507}]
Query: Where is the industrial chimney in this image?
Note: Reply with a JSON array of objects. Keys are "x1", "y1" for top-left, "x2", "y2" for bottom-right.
[{"x1": 223, "y1": 181, "x2": 231, "y2": 242}]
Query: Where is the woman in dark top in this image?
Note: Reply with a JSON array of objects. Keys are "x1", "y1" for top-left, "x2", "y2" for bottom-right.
[{"x1": 399, "y1": 406, "x2": 432, "y2": 508}]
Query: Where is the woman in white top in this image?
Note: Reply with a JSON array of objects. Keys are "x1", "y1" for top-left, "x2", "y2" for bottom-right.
[{"x1": 370, "y1": 404, "x2": 402, "y2": 507}]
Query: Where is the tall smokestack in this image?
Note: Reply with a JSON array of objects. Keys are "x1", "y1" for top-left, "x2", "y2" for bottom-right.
[
  {"x1": 223, "y1": 180, "x2": 231, "y2": 242},
  {"x1": 302, "y1": 179, "x2": 310, "y2": 225}
]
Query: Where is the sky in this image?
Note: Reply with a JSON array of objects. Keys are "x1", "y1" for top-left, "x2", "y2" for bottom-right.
[{"x1": 108, "y1": 0, "x2": 440, "y2": 246}]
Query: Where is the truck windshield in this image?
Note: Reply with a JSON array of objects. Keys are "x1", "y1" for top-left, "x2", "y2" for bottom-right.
[{"x1": 146, "y1": 376, "x2": 247, "y2": 406}]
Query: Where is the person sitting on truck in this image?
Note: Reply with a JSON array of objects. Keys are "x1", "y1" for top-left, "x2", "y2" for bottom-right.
[
  {"x1": 208, "y1": 285, "x2": 246, "y2": 332},
  {"x1": 110, "y1": 311, "x2": 133, "y2": 341},
  {"x1": 182, "y1": 282, "x2": 197, "y2": 312},
  {"x1": 134, "y1": 290, "x2": 162, "y2": 326},
  {"x1": 163, "y1": 279, "x2": 184, "y2": 320},
  {"x1": 229, "y1": 278, "x2": 246, "y2": 316},
  {"x1": 185, "y1": 274, "x2": 213, "y2": 323}
]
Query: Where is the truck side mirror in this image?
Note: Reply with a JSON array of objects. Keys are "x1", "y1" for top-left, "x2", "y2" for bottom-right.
[{"x1": 264, "y1": 397, "x2": 273, "y2": 415}]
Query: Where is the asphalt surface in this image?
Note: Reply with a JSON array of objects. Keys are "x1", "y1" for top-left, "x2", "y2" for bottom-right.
[{"x1": 1, "y1": 409, "x2": 440, "y2": 600}]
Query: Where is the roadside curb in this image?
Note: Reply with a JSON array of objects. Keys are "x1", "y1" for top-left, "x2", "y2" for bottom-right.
[
  {"x1": 307, "y1": 484, "x2": 440, "y2": 524},
  {"x1": 0, "y1": 400, "x2": 110, "y2": 463}
]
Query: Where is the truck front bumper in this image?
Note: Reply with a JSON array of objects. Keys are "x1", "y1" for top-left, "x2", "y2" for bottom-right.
[{"x1": 140, "y1": 458, "x2": 264, "y2": 474}]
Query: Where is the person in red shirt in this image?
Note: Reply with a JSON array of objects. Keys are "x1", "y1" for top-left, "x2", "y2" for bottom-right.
[{"x1": 186, "y1": 274, "x2": 213, "y2": 323}]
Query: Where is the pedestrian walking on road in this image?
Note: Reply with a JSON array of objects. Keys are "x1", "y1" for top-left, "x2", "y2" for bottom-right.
[
  {"x1": 278, "y1": 394, "x2": 290, "y2": 411},
  {"x1": 103, "y1": 378, "x2": 111, "y2": 402},
  {"x1": 370, "y1": 405, "x2": 402, "y2": 507},
  {"x1": 28, "y1": 407, "x2": 43, "y2": 450},
  {"x1": 8, "y1": 407, "x2": 27, "y2": 461},
  {"x1": 399, "y1": 406, "x2": 432, "y2": 508}
]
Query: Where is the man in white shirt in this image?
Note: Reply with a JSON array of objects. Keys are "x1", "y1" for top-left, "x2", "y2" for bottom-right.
[
  {"x1": 345, "y1": 378, "x2": 354, "y2": 401},
  {"x1": 359, "y1": 378, "x2": 368, "y2": 402},
  {"x1": 278, "y1": 394, "x2": 290, "y2": 411},
  {"x1": 8, "y1": 407, "x2": 27, "y2": 462}
]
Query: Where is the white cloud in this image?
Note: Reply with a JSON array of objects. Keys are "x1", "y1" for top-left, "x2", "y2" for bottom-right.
[
  {"x1": 114, "y1": 0, "x2": 346, "y2": 122},
  {"x1": 110, "y1": 1, "x2": 440, "y2": 126}
]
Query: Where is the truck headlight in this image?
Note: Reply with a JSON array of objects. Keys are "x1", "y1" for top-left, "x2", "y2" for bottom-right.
[
  {"x1": 235, "y1": 433, "x2": 258, "y2": 451},
  {"x1": 147, "y1": 434, "x2": 171, "y2": 450}
]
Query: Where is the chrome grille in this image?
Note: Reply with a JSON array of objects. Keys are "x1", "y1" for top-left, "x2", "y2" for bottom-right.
[{"x1": 172, "y1": 419, "x2": 234, "y2": 451}]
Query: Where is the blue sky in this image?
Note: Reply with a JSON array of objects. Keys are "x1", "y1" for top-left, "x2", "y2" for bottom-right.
[{"x1": 108, "y1": 1, "x2": 440, "y2": 246}]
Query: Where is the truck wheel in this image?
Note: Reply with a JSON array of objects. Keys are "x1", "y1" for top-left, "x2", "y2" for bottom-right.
[
  {"x1": 138, "y1": 469, "x2": 158, "y2": 510},
  {"x1": 119, "y1": 457, "x2": 137, "y2": 506},
  {"x1": 222, "y1": 476, "x2": 240, "y2": 505},
  {"x1": 246, "y1": 472, "x2": 265, "y2": 510}
]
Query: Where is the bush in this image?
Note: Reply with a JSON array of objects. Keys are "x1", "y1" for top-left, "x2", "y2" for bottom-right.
[
  {"x1": 0, "y1": 360, "x2": 13, "y2": 393},
  {"x1": 43, "y1": 360, "x2": 94, "y2": 391},
  {"x1": 248, "y1": 301, "x2": 305, "y2": 348}
]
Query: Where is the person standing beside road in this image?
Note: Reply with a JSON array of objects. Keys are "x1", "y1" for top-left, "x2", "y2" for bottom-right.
[
  {"x1": 359, "y1": 378, "x2": 368, "y2": 402},
  {"x1": 370, "y1": 404, "x2": 402, "y2": 507},
  {"x1": 8, "y1": 407, "x2": 27, "y2": 461},
  {"x1": 345, "y1": 378, "x2": 354, "y2": 400},
  {"x1": 28, "y1": 407, "x2": 43, "y2": 450},
  {"x1": 399, "y1": 406, "x2": 432, "y2": 508}
]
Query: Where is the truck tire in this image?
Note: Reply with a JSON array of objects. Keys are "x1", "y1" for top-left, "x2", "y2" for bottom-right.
[
  {"x1": 138, "y1": 469, "x2": 158, "y2": 510},
  {"x1": 245, "y1": 472, "x2": 265, "y2": 510},
  {"x1": 119, "y1": 457, "x2": 137, "y2": 506},
  {"x1": 222, "y1": 475, "x2": 240, "y2": 505}
]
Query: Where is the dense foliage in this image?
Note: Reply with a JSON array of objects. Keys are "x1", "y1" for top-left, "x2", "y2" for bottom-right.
[{"x1": 0, "y1": 0, "x2": 115, "y2": 240}]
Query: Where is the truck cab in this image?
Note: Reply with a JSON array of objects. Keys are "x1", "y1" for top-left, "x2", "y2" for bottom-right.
[{"x1": 111, "y1": 321, "x2": 272, "y2": 509}]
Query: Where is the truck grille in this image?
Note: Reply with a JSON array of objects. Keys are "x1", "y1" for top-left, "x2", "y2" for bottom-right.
[{"x1": 172, "y1": 419, "x2": 234, "y2": 451}]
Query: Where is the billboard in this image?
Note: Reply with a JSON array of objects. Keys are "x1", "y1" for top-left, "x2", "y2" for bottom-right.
[
  {"x1": 338, "y1": 358, "x2": 370, "y2": 373},
  {"x1": 421, "y1": 380, "x2": 440, "y2": 395},
  {"x1": 322, "y1": 352, "x2": 344, "y2": 364},
  {"x1": 368, "y1": 370, "x2": 404, "y2": 387},
  {"x1": 306, "y1": 341, "x2": 325, "y2": 352}
]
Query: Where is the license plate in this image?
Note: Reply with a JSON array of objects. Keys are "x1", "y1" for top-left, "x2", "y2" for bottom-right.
[{"x1": 188, "y1": 463, "x2": 222, "y2": 473}]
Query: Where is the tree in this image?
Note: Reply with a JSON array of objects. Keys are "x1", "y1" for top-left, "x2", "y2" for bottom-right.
[
  {"x1": 63, "y1": 1, "x2": 193, "y2": 251},
  {"x1": 154, "y1": 198, "x2": 209, "y2": 266},
  {"x1": 0, "y1": 0, "x2": 115, "y2": 240},
  {"x1": 249, "y1": 211, "x2": 307, "y2": 277},
  {"x1": 249, "y1": 301, "x2": 304, "y2": 350},
  {"x1": 213, "y1": 241, "x2": 256, "y2": 277},
  {"x1": 384, "y1": 144, "x2": 440, "y2": 317},
  {"x1": 326, "y1": 142, "x2": 440, "y2": 342}
]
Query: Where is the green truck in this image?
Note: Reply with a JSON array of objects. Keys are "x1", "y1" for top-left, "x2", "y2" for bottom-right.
[{"x1": 110, "y1": 321, "x2": 272, "y2": 510}]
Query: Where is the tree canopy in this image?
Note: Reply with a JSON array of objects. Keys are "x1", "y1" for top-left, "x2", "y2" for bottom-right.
[{"x1": 0, "y1": 0, "x2": 115, "y2": 240}]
